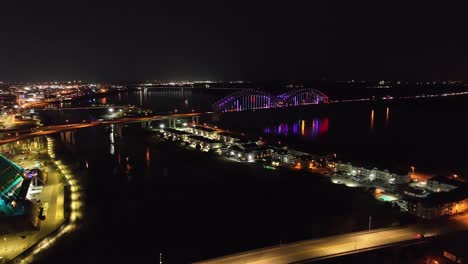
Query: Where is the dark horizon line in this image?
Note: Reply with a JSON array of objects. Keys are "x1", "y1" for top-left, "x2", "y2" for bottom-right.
[{"x1": 1, "y1": 79, "x2": 467, "y2": 84}]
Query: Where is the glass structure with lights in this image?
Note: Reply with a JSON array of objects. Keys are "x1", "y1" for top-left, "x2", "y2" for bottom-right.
[{"x1": 0, "y1": 154, "x2": 30, "y2": 215}]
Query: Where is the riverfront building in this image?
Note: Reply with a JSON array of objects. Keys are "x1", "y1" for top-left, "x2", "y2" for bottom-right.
[
  {"x1": 335, "y1": 161, "x2": 411, "y2": 184},
  {"x1": 406, "y1": 176, "x2": 468, "y2": 219},
  {"x1": 187, "y1": 135, "x2": 223, "y2": 151},
  {"x1": 0, "y1": 154, "x2": 30, "y2": 216},
  {"x1": 217, "y1": 131, "x2": 247, "y2": 144},
  {"x1": 227, "y1": 143, "x2": 273, "y2": 162},
  {"x1": 426, "y1": 176, "x2": 459, "y2": 193},
  {"x1": 161, "y1": 128, "x2": 192, "y2": 142},
  {"x1": 190, "y1": 125, "x2": 218, "y2": 139},
  {"x1": 407, "y1": 192, "x2": 468, "y2": 219}
]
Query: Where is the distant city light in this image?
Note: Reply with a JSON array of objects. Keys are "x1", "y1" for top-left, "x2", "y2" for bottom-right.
[
  {"x1": 159, "y1": 124, "x2": 165, "y2": 129},
  {"x1": 108, "y1": 108, "x2": 114, "y2": 112}
]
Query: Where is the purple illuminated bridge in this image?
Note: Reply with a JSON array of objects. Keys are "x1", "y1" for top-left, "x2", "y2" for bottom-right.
[{"x1": 212, "y1": 88, "x2": 329, "y2": 112}]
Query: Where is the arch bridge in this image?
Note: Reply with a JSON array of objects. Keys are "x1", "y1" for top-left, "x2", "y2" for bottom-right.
[
  {"x1": 213, "y1": 88, "x2": 328, "y2": 112},
  {"x1": 277, "y1": 88, "x2": 328, "y2": 107},
  {"x1": 212, "y1": 89, "x2": 278, "y2": 112}
]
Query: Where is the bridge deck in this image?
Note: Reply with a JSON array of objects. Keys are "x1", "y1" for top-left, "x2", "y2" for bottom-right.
[{"x1": 196, "y1": 213, "x2": 468, "y2": 264}]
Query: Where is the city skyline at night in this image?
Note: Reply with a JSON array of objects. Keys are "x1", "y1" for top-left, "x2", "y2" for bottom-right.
[{"x1": 1, "y1": 1, "x2": 468, "y2": 264}]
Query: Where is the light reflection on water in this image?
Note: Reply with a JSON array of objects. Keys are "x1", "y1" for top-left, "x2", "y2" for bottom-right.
[{"x1": 263, "y1": 117, "x2": 329, "y2": 138}]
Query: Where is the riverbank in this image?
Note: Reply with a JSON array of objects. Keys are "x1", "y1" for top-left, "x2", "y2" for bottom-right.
[
  {"x1": 149, "y1": 125, "x2": 407, "y2": 261},
  {"x1": 4, "y1": 137, "x2": 83, "y2": 263}
]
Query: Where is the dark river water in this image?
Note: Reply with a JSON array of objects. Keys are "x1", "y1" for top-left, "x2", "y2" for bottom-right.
[
  {"x1": 217, "y1": 97, "x2": 468, "y2": 176},
  {"x1": 37, "y1": 90, "x2": 468, "y2": 263}
]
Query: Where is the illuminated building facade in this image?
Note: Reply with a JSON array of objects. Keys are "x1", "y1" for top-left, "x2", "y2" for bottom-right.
[
  {"x1": 0, "y1": 154, "x2": 30, "y2": 215},
  {"x1": 334, "y1": 161, "x2": 410, "y2": 184},
  {"x1": 426, "y1": 176, "x2": 459, "y2": 192},
  {"x1": 408, "y1": 195, "x2": 468, "y2": 219}
]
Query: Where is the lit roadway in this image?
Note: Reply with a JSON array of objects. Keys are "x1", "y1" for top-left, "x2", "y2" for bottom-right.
[
  {"x1": 196, "y1": 214, "x2": 468, "y2": 264},
  {"x1": 37, "y1": 105, "x2": 128, "y2": 111},
  {"x1": 0, "y1": 112, "x2": 203, "y2": 145}
]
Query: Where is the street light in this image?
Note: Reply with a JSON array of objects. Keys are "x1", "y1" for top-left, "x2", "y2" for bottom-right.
[
  {"x1": 159, "y1": 124, "x2": 165, "y2": 129},
  {"x1": 108, "y1": 108, "x2": 114, "y2": 112}
]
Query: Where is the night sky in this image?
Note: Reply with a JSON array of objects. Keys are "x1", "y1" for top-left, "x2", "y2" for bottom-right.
[{"x1": 1, "y1": 1, "x2": 467, "y2": 81}]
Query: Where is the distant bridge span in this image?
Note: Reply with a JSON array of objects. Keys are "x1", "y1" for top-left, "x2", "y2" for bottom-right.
[
  {"x1": 37, "y1": 105, "x2": 128, "y2": 111},
  {"x1": 213, "y1": 88, "x2": 329, "y2": 112}
]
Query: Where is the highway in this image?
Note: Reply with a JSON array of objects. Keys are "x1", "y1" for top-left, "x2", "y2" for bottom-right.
[
  {"x1": 37, "y1": 105, "x2": 127, "y2": 111},
  {"x1": 196, "y1": 213, "x2": 468, "y2": 264},
  {"x1": 0, "y1": 112, "x2": 202, "y2": 145}
]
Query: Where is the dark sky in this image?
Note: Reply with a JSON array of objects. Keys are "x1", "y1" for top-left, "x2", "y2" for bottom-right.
[{"x1": 1, "y1": 1, "x2": 467, "y2": 81}]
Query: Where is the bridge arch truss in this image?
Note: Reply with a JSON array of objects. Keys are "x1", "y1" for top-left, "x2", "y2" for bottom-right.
[
  {"x1": 213, "y1": 89, "x2": 278, "y2": 112},
  {"x1": 277, "y1": 88, "x2": 329, "y2": 107}
]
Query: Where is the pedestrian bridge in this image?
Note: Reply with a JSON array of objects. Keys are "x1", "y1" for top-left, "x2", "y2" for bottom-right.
[{"x1": 212, "y1": 88, "x2": 329, "y2": 112}]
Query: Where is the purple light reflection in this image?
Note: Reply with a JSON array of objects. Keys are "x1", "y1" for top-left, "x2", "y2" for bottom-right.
[{"x1": 263, "y1": 118, "x2": 329, "y2": 138}]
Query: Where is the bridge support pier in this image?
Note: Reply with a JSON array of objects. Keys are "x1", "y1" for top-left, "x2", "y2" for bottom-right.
[{"x1": 169, "y1": 119, "x2": 173, "y2": 128}]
